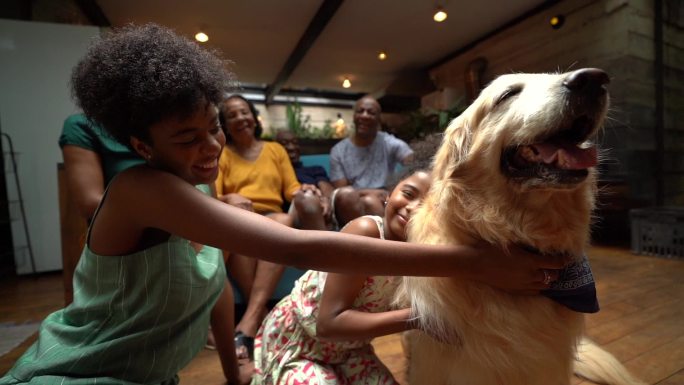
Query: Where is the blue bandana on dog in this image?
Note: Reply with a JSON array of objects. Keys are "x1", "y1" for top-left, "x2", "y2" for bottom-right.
[{"x1": 542, "y1": 254, "x2": 599, "y2": 313}]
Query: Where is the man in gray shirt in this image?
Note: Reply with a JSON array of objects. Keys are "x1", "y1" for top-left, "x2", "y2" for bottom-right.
[{"x1": 329, "y1": 96, "x2": 414, "y2": 225}]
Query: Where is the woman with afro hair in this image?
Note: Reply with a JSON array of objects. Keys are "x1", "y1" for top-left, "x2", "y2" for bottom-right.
[{"x1": 0, "y1": 24, "x2": 565, "y2": 385}]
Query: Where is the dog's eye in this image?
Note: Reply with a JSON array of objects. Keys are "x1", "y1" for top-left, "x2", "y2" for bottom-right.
[{"x1": 496, "y1": 86, "x2": 522, "y2": 105}]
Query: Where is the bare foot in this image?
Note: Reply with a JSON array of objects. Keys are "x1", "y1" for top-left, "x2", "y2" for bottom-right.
[{"x1": 238, "y1": 358, "x2": 254, "y2": 385}]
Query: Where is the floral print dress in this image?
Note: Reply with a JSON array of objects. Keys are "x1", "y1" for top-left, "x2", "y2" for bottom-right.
[{"x1": 252, "y1": 216, "x2": 401, "y2": 385}]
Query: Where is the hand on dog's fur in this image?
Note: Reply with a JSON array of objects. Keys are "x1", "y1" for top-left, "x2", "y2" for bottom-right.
[{"x1": 465, "y1": 242, "x2": 567, "y2": 294}]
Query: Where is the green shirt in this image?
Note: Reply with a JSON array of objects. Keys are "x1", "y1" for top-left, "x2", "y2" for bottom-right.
[
  {"x1": 0, "y1": 185, "x2": 225, "y2": 385},
  {"x1": 59, "y1": 114, "x2": 145, "y2": 185}
]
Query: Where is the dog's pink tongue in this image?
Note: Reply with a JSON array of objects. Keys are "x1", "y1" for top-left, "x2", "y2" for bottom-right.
[{"x1": 533, "y1": 143, "x2": 598, "y2": 169}]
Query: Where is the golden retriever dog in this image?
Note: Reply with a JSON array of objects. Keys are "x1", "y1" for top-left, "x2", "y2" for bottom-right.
[{"x1": 397, "y1": 69, "x2": 645, "y2": 385}]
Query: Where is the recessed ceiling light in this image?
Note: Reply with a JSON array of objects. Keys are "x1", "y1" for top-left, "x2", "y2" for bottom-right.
[
  {"x1": 433, "y1": 7, "x2": 447, "y2": 22},
  {"x1": 195, "y1": 32, "x2": 209, "y2": 43},
  {"x1": 550, "y1": 15, "x2": 565, "y2": 29},
  {"x1": 378, "y1": 51, "x2": 387, "y2": 60},
  {"x1": 342, "y1": 78, "x2": 351, "y2": 88}
]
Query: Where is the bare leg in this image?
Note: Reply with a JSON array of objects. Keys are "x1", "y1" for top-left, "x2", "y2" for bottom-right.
[
  {"x1": 227, "y1": 253, "x2": 257, "y2": 299},
  {"x1": 211, "y1": 281, "x2": 254, "y2": 384},
  {"x1": 360, "y1": 194, "x2": 385, "y2": 217},
  {"x1": 235, "y1": 261, "x2": 284, "y2": 337},
  {"x1": 235, "y1": 212, "x2": 293, "y2": 338},
  {"x1": 332, "y1": 186, "x2": 364, "y2": 227}
]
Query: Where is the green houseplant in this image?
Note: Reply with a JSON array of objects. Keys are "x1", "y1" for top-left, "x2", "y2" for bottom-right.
[
  {"x1": 393, "y1": 100, "x2": 465, "y2": 143},
  {"x1": 284, "y1": 102, "x2": 340, "y2": 154}
]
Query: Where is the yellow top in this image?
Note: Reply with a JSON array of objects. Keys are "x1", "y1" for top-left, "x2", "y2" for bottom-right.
[{"x1": 216, "y1": 141, "x2": 301, "y2": 214}]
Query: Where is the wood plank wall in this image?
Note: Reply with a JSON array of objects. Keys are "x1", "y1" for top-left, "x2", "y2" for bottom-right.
[{"x1": 424, "y1": 0, "x2": 684, "y2": 210}]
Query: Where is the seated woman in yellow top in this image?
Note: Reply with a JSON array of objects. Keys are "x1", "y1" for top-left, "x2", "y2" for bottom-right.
[
  {"x1": 216, "y1": 114, "x2": 301, "y2": 215},
  {"x1": 215, "y1": 94, "x2": 318, "y2": 358}
]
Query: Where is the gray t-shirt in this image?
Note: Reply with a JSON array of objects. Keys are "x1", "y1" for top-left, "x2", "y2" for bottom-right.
[{"x1": 329, "y1": 131, "x2": 413, "y2": 189}]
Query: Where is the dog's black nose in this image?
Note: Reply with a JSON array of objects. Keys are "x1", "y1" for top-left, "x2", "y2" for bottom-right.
[{"x1": 563, "y1": 68, "x2": 610, "y2": 95}]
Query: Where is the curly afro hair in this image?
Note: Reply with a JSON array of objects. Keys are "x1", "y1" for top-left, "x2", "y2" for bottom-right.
[{"x1": 71, "y1": 23, "x2": 235, "y2": 146}]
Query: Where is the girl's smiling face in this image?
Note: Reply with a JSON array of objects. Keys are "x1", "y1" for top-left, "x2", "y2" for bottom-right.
[
  {"x1": 384, "y1": 171, "x2": 432, "y2": 241},
  {"x1": 132, "y1": 102, "x2": 225, "y2": 186}
]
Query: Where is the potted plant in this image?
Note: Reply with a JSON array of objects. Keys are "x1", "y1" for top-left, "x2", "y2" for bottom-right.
[
  {"x1": 285, "y1": 102, "x2": 341, "y2": 155},
  {"x1": 392, "y1": 100, "x2": 466, "y2": 144}
]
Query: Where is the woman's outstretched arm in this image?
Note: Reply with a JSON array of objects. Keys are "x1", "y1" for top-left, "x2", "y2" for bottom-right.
[{"x1": 105, "y1": 168, "x2": 565, "y2": 292}]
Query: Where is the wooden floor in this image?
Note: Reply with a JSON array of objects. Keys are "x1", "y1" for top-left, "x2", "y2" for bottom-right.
[{"x1": 1, "y1": 245, "x2": 683, "y2": 384}]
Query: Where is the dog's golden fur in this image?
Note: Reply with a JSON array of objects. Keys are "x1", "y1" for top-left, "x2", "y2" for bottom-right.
[{"x1": 397, "y1": 70, "x2": 643, "y2": 385}]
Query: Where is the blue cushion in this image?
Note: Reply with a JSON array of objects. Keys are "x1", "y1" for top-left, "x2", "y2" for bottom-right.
[
  {"x1": 300, "y1": 154, "x2": 331, "y2": 176},
  {"x1": 301, "y1": 153, "x2": 404, "y2": 180},
  {"x1": 230, "y1": 266, "x2": 306, "y2": 304}
]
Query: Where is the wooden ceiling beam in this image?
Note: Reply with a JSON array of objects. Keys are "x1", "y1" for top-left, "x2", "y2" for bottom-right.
[
  {"x1": 75, "y1": 0, "x2": 111, "y2": 27},
  {"x1": 265, "y1": 0, "x2": 344, "y2": 105}
]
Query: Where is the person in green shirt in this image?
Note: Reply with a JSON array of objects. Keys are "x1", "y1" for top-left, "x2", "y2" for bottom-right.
[
  {"x1": 59, "y1": 113, "x2": 145, "y2": 221},
  {"x1": 58, "y1": 114, "x2": 148, "y2": 306}
]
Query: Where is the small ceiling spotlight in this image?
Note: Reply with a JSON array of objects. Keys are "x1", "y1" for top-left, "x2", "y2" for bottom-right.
[
  {"x1": 194, "y1": 32, "x2": 209, "y2": 43},
  {"x1": 433, "y1": 7, "x2": 447, "y2": 22},
  {"x1": 549, "y1": 15, "x2": 565, "y2": 29},
  {"x1": 378, "y1": 51, "x2": 387, "y2": 60},
  {"x1": 342, "y1": 78, "x2": 351, "y2": 88}
]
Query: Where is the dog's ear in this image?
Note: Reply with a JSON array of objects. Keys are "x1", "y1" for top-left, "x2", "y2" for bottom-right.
[
  {"x1": 432, "y1": 116, "x2": 472, "y2": 182},
  {"x1": 431, "y1": 89, "x2": 493, "y2": 183}
]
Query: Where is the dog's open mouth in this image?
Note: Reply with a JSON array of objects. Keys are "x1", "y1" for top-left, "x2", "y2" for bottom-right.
[{"x1": 501, "y1": 116, "x2": 598, "y2": 186}]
